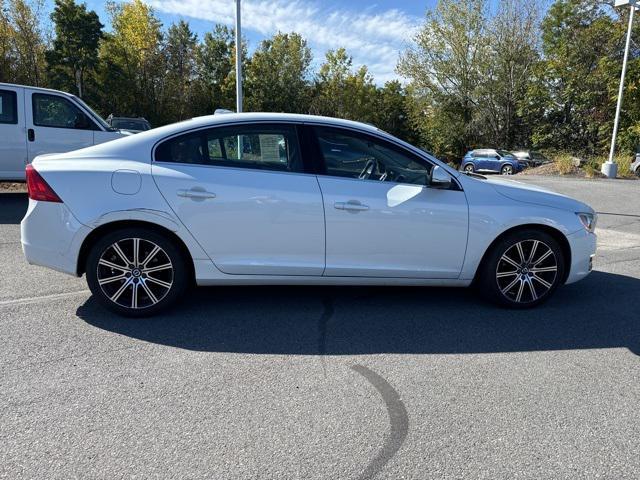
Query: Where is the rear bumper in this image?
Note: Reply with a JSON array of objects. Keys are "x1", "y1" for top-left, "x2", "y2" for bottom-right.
[
  {"x1": 21, "y1": 200, "x2": 89, "y2": 276},
  {"x1": 565, "y1": 229, "x2": 597, "y2": 284}
]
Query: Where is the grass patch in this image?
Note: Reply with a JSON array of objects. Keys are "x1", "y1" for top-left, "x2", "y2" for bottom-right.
[{"x1": 554, "y1": 154, "x2": 576, "y2": 175}]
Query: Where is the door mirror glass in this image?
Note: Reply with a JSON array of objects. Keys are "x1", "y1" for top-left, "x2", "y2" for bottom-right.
[{"x1": 429, "y1": 165, "x2": 452, "y2": 189}]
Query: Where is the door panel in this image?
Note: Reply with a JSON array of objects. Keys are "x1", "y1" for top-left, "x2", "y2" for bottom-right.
[
  {"x1": 155, "y1": 165, "x2": 325, "y2": 275},
  {"x1": 310, "y1": 125, "x2": 469, "y2": 279},
  {"x1": 0, "y1": 87, "x2": 26, "y2": 180},
  {"x1": 25, "y1": 90, "x2": 94, "y2": 162},
  {"x1": 152, "y1": 123, "x2": 325, "y2": 276},
  {"x1": 318, "y1": 177, "x2": 468, "y2": 278}
]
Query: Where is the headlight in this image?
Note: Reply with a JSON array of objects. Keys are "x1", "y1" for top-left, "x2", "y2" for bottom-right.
[{"x1": 577, "y1": 212, "x2": 597, "y2": 232}]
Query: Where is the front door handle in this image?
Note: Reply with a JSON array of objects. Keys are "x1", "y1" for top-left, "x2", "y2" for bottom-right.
[
  {"x1": 177, "y1": 188, "x2": 216, "y2": 200},
  {"x1": 334, "y1": 200, "x2": 369, "y2": 212}
]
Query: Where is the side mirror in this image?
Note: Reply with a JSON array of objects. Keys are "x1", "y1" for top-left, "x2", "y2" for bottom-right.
[{"x1": 429, "y1": 165, "x2": 452, "y2": 189}]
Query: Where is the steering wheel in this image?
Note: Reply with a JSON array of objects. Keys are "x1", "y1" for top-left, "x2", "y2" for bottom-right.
[
  {"x1": 358, "y1": 159, "x2": 376, "y2": 180},
  {"x1": 358, "y1": 158, "x2": 388, "y2": 181}
]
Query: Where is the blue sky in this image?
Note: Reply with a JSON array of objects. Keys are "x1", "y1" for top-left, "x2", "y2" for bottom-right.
[{"x1": 45, "y1": 0, "x2": 442, "y2": 84}]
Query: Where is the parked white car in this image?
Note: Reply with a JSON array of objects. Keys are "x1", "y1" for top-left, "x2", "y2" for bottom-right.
[
  {"x1": 0, "y1": 83, "x2": 127, "y2": 180},
  {"x1": 21, "y1": 113, "x2": 597, "y2": 316}
]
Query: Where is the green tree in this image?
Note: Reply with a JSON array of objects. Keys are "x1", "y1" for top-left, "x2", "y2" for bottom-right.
[
  {"x1": 0, "y1": 0, "x2": 13, "y2": 81},
  {"x1": 311, "y1": 48, "x2": 377, "y2": 124},
  {"x1": 98, "y1": 0, "x2": 166, "y2": 123},
  {"x1": 478, "y1": 0, "x2": 540, "y2": 148},
  {"x1": 398, "y1": 0, "x2": 488, "y2": 158},
  {"x1": 375, "y1": 80, "x2": 415, "y2": 143},
  {"x1": 2, "y1": 0, "x2": 46, "y2": 86},
  {"x1": 245, "y1": 32, "x2": 312, "y2": 113},
  {"x1": 46, "y1": 0, "x2": 103, "y2": 98},
  {"x1": 194, "y1": 24, "x2": 235, "y2": 115},
  {"x1": 164, "y1": 20, "x2": 197, "y2": 120},
  {"x1": 524, "y1": 0, "x2": 621, "y2": 156}
]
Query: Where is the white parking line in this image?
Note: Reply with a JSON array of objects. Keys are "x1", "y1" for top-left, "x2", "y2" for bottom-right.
[
  {"x1": 0, "y1": 290, "x2": 90, "y2": 307},
  {"x1": 597, "y1": 228, "x2": 640, "y2": 251}
]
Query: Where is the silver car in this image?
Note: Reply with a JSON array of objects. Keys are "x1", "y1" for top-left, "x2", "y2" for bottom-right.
[{"x1": 631, "y1": 153, "x2": 640, "y2": 177}]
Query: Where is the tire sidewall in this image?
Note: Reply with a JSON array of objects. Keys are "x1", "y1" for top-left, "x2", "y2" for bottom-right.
[{"x1": 86, "y1": 227, "x2": 188, "y2": 317}]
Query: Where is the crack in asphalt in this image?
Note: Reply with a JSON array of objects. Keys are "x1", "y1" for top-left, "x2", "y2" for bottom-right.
[
  {"x1": 351, "y1": 365, "x2": 409, "y2": 480},
  {"x1": 597, "y1": 212, "x2": 640, "y2": 218}
]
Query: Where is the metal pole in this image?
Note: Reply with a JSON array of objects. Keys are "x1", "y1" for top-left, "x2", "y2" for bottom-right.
[
  {"x1": 603, "y1": 4, "x2": 635, "y2": 178},
  {"x1": 235, "y1": 0, "x2": 243, "y2": 113}
]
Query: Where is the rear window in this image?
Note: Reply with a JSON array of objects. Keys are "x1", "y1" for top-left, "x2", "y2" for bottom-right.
[
  {"x1": 0, "y1": 90, "x2": 18, "y2": 124},
  {"x1": 112, "y1": 119, "x2": 150, "y2": 130}
]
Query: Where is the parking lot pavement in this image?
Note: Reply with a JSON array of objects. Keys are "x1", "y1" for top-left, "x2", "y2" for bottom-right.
[{"x1": 1, "y1": 176, "x2": 639, "y2": 479}]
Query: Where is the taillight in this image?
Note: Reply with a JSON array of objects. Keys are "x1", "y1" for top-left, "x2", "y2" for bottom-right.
[{"x1": 25, "y1": 164, "x2": 62, "y2": 203}]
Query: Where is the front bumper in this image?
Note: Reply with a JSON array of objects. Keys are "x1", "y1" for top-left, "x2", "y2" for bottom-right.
[
  {"x1": 565, "y1": 228, "x2": 597, "y2": 284},
  {"x1": 21, "y1": 200, "x2": 89, "y2": 276}
]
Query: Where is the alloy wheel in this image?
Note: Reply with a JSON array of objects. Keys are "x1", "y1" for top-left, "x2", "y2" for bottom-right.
[
  {"x1": 464, "y1": 164, "x2": 474, "y2": 173},
  {"x1": 96, "y1": 238, "x2": 174, "y2": 309},
  {"x1": 495, "y1": 239, "x2": 558, "y2": 304},
  {"x1": 501, "y1": 165, "x2": 513, "y2": 175}
]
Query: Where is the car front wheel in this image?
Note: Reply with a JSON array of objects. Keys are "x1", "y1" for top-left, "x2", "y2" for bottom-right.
[
  {"x1": 464, "y1": 164, "x2": 475, "y2": 173},
  {"x1": 86, "y1": 227, "x2": 188, "y2": 317},
  {"x1": 501, "y1": 164, "x2": 514, "y2": 175},
  {"x1": 479, "y1": 229, "x2": 565, "y2": 308}
]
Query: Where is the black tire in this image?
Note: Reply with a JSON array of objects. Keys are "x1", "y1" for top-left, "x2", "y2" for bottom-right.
[
  {"x1": 463, "y1": 163, "x2": 475, "y2": 173},
  {"x1": 501, "y1": 164, "x2": 514, "y2": 175},
  {"x1": 86, "y1": 227, "x2": 189, "y2": 317},
  {"x1": 478, "y1": 229, "x2": 565, "y2": 309}
]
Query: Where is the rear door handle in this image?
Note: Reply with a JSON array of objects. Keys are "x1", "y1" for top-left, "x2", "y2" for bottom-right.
[
  {"x1": 334, "y1": 201, "x2": 369, "y2": 212},
  {"x1": 177, "y1": 188, "x2": 216, "y2": 200},
  {"x1": 27, "y1": 129, "x2": 35, "y2": 142}
]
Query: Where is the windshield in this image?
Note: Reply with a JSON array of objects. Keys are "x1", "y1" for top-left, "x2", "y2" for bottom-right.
[
  {"x1": 497, "y1": 150, "x2": 517, "y2": 159},
  {"x1": 111, "y1": 119, "x2": 150, "y2": 131},
  {"x1": 71, "y1": 96, "x2": 112, "y2": 131}
]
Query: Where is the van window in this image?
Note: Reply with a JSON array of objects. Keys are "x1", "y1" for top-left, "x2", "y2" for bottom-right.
[
  {"x1": 32, "y1": 93, "x2": 97, "y2": 130},
  {"x1": 0, "y1": 90, "x2": 18, "y2": 124}
]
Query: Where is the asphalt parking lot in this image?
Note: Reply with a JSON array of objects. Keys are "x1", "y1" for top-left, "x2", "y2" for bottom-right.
[{"x1": 1, "y1": 175, "x2": 639, "y2": 479}]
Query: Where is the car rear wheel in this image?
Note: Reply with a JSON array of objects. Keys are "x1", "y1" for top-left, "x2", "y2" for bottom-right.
[
  {"x1": 464, "y1": 164, "x2": 475, "y2": 173},
  {"x1": 86, "y1": 227, "x2": 188, "y2": 317},
  {"x1": 501, "y1": 164, "x2": 514, "y2": 175},
  {"x1": 479, "y1": 229, "x2": 565, "y2": 308}
]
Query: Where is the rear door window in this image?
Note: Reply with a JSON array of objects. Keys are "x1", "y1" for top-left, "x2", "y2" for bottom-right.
[
  {"x1": 155, "y1": 124, "x2": 303, "y2": 172},
  {"x1": 0, "y1": 90, "x2": 18, "y2": 124}
]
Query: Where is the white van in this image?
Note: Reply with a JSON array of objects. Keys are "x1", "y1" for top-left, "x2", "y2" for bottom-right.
[{"x1": 0, "y1": 83, "x2": 127, "y2": 181}]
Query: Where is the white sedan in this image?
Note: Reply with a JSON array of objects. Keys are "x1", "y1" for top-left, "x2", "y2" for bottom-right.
[{"x1": 21, "y1": 113, "x2": 597, "y2": 316}]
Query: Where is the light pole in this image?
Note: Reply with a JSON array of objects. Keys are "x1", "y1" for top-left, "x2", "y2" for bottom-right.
[
  {"x1": 603, "y1": 0, "x2": 638, "y2": 178},
  {"x1": 235, "y1": 0, "x2": 243, "y2": 113}
]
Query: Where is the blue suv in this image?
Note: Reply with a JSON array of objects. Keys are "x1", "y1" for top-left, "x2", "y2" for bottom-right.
[{"x1": 461, "y1": 149, "x2": 525, "y2": 175}]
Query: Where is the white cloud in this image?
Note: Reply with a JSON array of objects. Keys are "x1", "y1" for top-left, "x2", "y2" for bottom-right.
[{"x1": 146, "y1": 0, "x2": 420, "y2": 83}]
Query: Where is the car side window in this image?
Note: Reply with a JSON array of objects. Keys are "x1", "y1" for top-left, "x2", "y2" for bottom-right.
[
  {"x1": 314, "y1": 127, "x2": 432, "y2": 185},
  {"x1": 32, "y1": 93, "x2": 96, "y2": 130},
  {"x1": 0, "y1": 89, "x2": 18, "y2": 124},
  {"x1": 155, "y1": 124, "x2": 303, "y2": 172}
]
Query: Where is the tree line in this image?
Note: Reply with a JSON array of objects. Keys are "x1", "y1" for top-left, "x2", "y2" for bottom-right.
[{"x1": 1, "y1": 0, "x2": 638, "y2": 162}]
